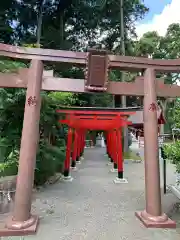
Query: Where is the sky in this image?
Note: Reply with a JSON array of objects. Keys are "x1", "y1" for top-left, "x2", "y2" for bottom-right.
[{"x1": 136, "y1": 0, "x2": 180, "y2": 38}]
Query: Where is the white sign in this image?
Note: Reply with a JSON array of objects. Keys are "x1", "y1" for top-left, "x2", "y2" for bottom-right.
[{"x1": 158, "y1": 136, "x2": 164, "y2": 147}]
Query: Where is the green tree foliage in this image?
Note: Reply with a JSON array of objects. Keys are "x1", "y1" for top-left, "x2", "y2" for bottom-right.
[
  {"x1": 135, "y1": 23, "x2": 180, "y2": 132},
  {"x1": 0, "y1": 59, "x2": 68, "y2": 184},
  {"x1": 134, "y1": 31, "x2": 162, "y2": 58},
  {"x1": 135, "y1": 23, "x2": 180, "y2": 85},
  {"x1": 0, "y1": 0, "x2": 148, "y2": 49},
  {"x1": 163, "y1": 141, "x2": 180, "y2": 174},
  {"x1": 163, "y1": 99, "x2": 180, "y2": 174},
  {"x1": 168, "y1": 99, "x2": 180, "y2": 129},
  {"x1": 0, "y1": 0, "x2": 149, "y2": 104},
  {"x1": 0, "y1": 0, "x2": 149, "y2": 184},
  {"x1": 0, "y1": 86, "x2": 68, "y2": 184}
]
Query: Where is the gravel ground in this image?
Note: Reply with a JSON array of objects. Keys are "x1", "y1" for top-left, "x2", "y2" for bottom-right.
[{"x1": 1, "y1": 147, "x2": 180, "y2": 240}]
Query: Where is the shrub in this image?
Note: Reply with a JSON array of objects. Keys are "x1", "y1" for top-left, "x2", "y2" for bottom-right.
[
  {"x1": 163, "y1": 141, "x2": 180, "y2": 173},
  {"x1": 0, "y1": 138, "x2": 15, "y2": 163},
  {"x1": 34, "y1": 140, "x2": 65, "y2": 186},
  {"x1": 0, "y1": 140, "x2": 65, "y2": 186},
  {"x1": 0, "y1": 150, "x2": 18, "y2": 177},
  {"x1": 0, "y1": 63, "x2": 68, "y2": 185}
]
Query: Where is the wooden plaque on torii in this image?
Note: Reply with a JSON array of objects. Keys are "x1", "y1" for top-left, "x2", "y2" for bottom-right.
[{"x1": 85, "y1": 49, "x2": 109, "y2": 92}]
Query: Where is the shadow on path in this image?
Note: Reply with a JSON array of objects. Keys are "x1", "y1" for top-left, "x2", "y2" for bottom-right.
[{"x1": 3, "y1": 148, "x2": 180, "y2": 240}]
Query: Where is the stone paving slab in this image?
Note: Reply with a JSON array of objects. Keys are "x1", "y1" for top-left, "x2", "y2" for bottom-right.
[{"x1": 1, "y1": 147, "x2": 180, "y2": 240}]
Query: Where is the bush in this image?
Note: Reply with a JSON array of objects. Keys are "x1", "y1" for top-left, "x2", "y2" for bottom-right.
[
  {"x1": 34, "y1": 140, "x2": 65, "y2": 186},
  {"x1": 163, "y1": 141, "x2": 180, "y2": 173},
  {"x1": 0, "y1": 150, "x2": 18, "y2": 177},
  {"x1": 0, "y1": 138, "x2": 15, "y2": 163},
  {"x1": 0, "y1": 140, "x2": 66, "y2": 186},
  {"x1": 0, "y1": 63, "x2": 69, "y2": 185},
  {"x1": 0, "y1": 160, "x2": 18, "y2": 177}
]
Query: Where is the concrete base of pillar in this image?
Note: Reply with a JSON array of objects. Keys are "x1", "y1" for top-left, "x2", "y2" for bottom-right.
[
  {"x1": 62, "y1": 176, "x2": 73, "y2": 182},
  {"x1": 113, "y1": 177, "x2": 128, "y2": 184},
  {"x1": 110, "y1": 168, "x2": 118, "y2": 173},
  {"x1": 71, "y1": 161, "x2": 76, "y2": 168},
  {"x1": 71, "y1": 166, "x2": 77, "y2": 171},
  {"x1": 107, "y1": 162, "x2": 113, "y2": 166},
  {"x1": 107, "y1": 158, "x2": 113, "y2": 164},
  {"x1": 0, "y1": 215, "x2": 39, "y2": 237},
  {"x1": 76, "y1": 161, "x2": 81, "y2": 165},
  {"x1": 135, "y1": 211, "x2": 176, "y2": 228},
  {"x1": 169, "y1": 185, "x2": 180, "y2": 199}
]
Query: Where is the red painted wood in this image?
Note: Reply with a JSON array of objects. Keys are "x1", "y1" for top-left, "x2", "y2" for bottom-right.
[
  {"x1": 60, "y1": 119, "x2": 131, "y2": 130},
  {"x1": 64, "y1": 128, "x2": 73, "y2": 170},
  {"x1": 72, "y1": 130, "x2": 78, "y2": 162},
  {"x1": 57, "y1": 109, "x2": 135, "y2": 116},
  {"x1": 116, "y1": 129, "x2": 123, "y2": 172}
]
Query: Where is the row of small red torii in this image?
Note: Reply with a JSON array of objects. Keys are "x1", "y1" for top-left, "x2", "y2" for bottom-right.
[{"x1": 57, "y1": 109, "x2": 133, "y2": 181}]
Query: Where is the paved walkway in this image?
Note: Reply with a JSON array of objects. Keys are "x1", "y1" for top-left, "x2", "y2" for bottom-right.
[{"x1": 2, "y1": 147, "x2": 180, "y2": 240}]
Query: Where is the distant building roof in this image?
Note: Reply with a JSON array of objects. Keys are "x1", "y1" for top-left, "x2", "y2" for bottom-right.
[
  {"x1": 128, "y1": 107, "x2": 165, "y2": 125},
  {"x1": 57, "y1": 106, "x2": 165, "y2": 125},
  {"x1": 58, "y1": 106, "x2": 142, "y2": 113}
]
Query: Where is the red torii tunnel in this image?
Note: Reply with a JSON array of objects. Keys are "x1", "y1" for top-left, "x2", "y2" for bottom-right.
[{"x1": 57, "y1": 107, "x2": 135, "y2": 183}]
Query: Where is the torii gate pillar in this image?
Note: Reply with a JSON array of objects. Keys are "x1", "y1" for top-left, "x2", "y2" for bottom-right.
[
  {"x1": 135, "y1": 68, "x2": 176, "y2": 228},
  {"x1": 4, "y1": 60, "x2": 43, "y2": 235}
]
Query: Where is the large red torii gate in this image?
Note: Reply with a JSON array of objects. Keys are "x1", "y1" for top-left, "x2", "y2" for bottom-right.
[
  {"x1": 58, "y1": 108, "x2": 133, "y2": 183},
  {"x1": 0, "y1": 43, "x2": 179, "y2": 236}
]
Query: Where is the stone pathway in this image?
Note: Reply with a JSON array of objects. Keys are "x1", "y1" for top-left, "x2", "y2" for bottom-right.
[{"x1": 1, "y1": 147, "x2": 180, "y2": 240}]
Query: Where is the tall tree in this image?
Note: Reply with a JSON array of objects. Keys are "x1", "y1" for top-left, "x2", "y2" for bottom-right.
[
  {"x1": 134, "y1": 23, "x2": 180, "y2": 133},
  {"x1": 0, "y1": 0, "x2": 149, "y2": 111}
]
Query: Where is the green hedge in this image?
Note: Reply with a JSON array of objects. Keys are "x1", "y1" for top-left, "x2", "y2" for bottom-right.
[
  {"x1": 0, "y1": 160, "x2": 18, "y2": 177},
  {"x1": 0, "y1": 141, "x2": 65, "y2": 186},
  {"x1": 34, "y1": 141, "x2": 65, "y2": 185},
  {"x1": 0, "y1": 150, "x2": 18, "y2": 177},
  {"x1": 163, "y1": 141, "x2": 180, "y2": 173}
]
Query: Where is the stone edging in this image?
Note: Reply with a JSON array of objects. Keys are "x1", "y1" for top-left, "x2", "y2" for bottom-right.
[
  {"x1": 0, "y1": 176, "x2": 17, "y2": 214},
  {"x1": 44, "y1": 173, "x2": 63, "y2": 186},
  {"x1": 0, "y1": 176, "x2": 17, "y2": 192},
  {"x1": 124, "y1": 159, "x2": 142, "y2": 164},
  {"x1": 169, "y1": 184, "x2": 180, "y2": 200},
  {"x1": 0, "y1": 172, "x2": 63, "y2": 192}
]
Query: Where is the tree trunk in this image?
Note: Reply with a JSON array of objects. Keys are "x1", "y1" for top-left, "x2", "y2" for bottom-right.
[
  {"x1": 119, "y1": 0, "x2": 128, "y2": 152},
  {"x1": 36, "y1": 0, "x2": 45, "y2": 46},
  {"x1": 59, "y1": 12, "x2": 64, "y2": 48}
]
